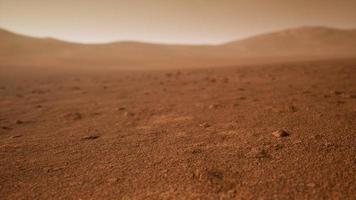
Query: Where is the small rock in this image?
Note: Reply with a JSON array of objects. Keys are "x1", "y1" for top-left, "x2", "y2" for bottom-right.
[
  {"x1": 273, "y1": 144, "x2": 284, "y2": 150},
  {"x1": 91, "y1": 112, "x2": 101, "y2": 116},
  {"x1": 272, "y1": 130, "x2": 290, "y2": 138},
  {"x1": 82, "y1": 133, "x2": 99, "y2": 140},
  {"x1": 1, "y1": 126, "x2": 12, "y2": 130},
  {"x1": 124, "y1": 112, "x2": 135, "y2": 117},
  {"x1": 310, "y1": 134, "x2": 322, "y2": 140},
  {"x1": 15, "y1": 120, "x2": 24, "y2": 124},
  {"x1": 247, "y1": 147, "x2": 268, "y2": 158},
  {"x1": 288, "y1": 105, "x2": 298, "y2": 112},
  {"x1": 221, "y1": 189, "x2": 237, "y2": 199},
  {"x1": 73, "y1": 113, "x2": 82, "y2": 120},
  {"x1": 324, "y1": 142, "x2": 333, "y2": 148},
  {"x1": 107, "y1": 177, "x2": 118, "y2": 183},
  {"x1": 342, "y1": 94, "x2": 356, "y2": 99},
  {"x1": 192, "y1": 169, "x2": 204, "y2": 180},
  {"x1": 161, "y1": 169, "x2": 168, "y2": 175},
  {"x1": 199, "y1": 122, "x2": 210, "y2": 128},
  {"x1": 117, "y1": 107, "x2": 126, "y2": 111},
  {"x1": 63, "y1": 174, "x2": 71, "y2": 178},
  {"x1": 43, "y1": 167, "x2": 51, "y2": 173},
  {"x1": 192, "y1": 149, "x2": 202, "y2": 154},
  {"x1": 66, "y1": 112, "x2": 82, "y2": 120},
  {"x1": 336, "y1": 100, "x2": 345, "y2": 105},
  {"x1": 71, "y1": 86, "x2": 81, "y2": 90},
  {"x1": 209, "y1": 78, "x2": 217, "y2": 83},
  {"x1": 208, "y1": 104, "x2": 220, "y2": 109},
  {"x1": 330, "y1": 90, "x2": 343, "y2": 95},
  {"x1": 207, "y1": 170, "x2": 224, "y2": 182}
]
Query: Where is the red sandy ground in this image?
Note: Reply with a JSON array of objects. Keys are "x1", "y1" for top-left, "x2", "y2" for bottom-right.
[{"x1": 0, "y1": 59, "x2": 355, "y2": 199}]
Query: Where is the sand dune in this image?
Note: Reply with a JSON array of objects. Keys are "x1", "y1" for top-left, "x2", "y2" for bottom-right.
[{"x1": 1, "y1": 26, "x2": 355, "y2": 70}]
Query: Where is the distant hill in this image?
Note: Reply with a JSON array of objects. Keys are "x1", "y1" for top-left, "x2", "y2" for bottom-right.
[
  {"x1": 221, "y1": 26, "x2": 356, "y2": 57},
  {"x1": 1, "y1": 26, "x2": 356, "y2": 70}
]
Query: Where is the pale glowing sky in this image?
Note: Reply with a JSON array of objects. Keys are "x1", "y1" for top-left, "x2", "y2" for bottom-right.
[{"x1": 1, "y1": 0, "x2": 356, "y2": 44}]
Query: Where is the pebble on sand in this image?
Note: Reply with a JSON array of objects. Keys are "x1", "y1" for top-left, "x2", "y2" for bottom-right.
[
  {"x1": 199, "y1": 122, "x2": 210, "y2": 128},
  {"x1": 1, "y1": 126, "x2": 12, "y2": 130},
  {"x1": 330, "y1": 90, "x2": 343, "y2": 95},
  {"x1": 208, "y1": 104, "x2": 220, "y2": 109},
  {"x1": 107, "y1": 177, "x2": 118, "y2": 183},
  {"x1": 124, "y1": 111, "x2": 135, "y2": 117},
  {"x1": 272, "y1": 130, "x2": 290, "y2": 138},
  {"x1": 82, "y1": 133, "x2": 99, "y2": 140},
  {"x1": 65, "y1": 112, "x2": 82, "y2": 120},
  {"x1": 15, "y1": 120, "x2": 24, "y2": 124},
  {"x1": 247, "y1": 147, "x2": 268, "y2": 158},
  {"x1": 117, "y1": 106, "x2": 126, "y2": 111}
]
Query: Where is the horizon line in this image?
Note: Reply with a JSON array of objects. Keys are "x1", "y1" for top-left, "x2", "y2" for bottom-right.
[{"x1": 1, "y1": 25, "x2": 355, "y2": 46}]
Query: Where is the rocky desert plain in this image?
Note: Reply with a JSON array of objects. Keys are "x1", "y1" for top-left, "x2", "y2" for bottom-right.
[{"x1": 0, "y1": 27, "x2": 355, "y2": 199}]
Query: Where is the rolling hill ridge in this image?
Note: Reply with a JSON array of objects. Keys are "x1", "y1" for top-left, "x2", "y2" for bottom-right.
[{"x1": 1, "y1": 26, "x2": 355, "y2": 69}]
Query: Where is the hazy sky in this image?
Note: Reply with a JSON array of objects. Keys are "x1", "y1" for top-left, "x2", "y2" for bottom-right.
[{"x1": 1, "y1": 0, "x2": 356, "y2": 44}]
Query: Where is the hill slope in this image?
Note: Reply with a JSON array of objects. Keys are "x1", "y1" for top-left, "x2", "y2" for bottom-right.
[
  {"x1": 0, "y1": 26, "x2": 356, "y2": 69},
  {"x1": 222, "y1": 26, "x2": 356, "y2": 57}
]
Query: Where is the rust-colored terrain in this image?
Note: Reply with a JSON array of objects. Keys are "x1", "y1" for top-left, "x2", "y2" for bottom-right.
[{"x1": 0, "y1": 27, "x2": 355, "y2": 199}]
